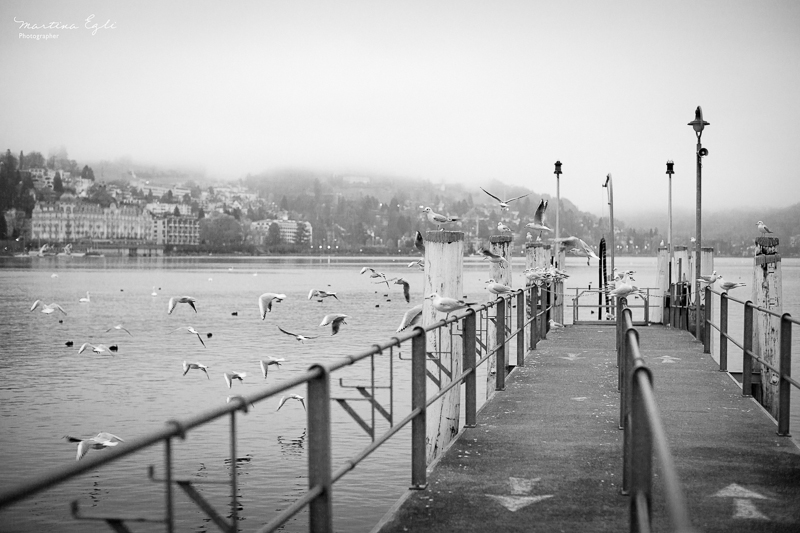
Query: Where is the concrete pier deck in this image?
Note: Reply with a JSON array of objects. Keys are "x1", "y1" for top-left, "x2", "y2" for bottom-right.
[{"x1": 376, "y1": 325, "x2": 800, "y2": 532}]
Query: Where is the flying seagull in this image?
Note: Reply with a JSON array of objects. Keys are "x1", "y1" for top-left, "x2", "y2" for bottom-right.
[
  {"x1": 386, "y1": 277, "x2": 411, "y2": 303},
  {"x1": 105, "y1": 324, "x2": 133, "y2": 336},
  {"x1": 414, "y1": 231, "x2": 425, "y2": 254},
  {"x1": 63, "y1": 432, "x2": 124, "y2": 461},
  {"x1": 30, "y1": 300, "x2": 67, "y2": 315},
  {"x1": 168, "y1": 296, "x2": 197, "y2": 314},
  {"x1": 477, "y1": 248, "x2": 508, "y2": 265},
  {"x1": 171, "y1": 326, "x2": 211, "y2": 347},
  {"x1": 78, "y1": 343, "x2": 113, "y2": 355},
  {"x1": 277, "y1": 325, "x2": 319, "y2": 343},
  {"x1": 182, "y1": 361, "x2": 209, "y2": 379},
  {"x1": 524, "y1": 199, "x2": 551, "y2": 236},
  {"x1": 421, "y1": 207, "x2": 459, "y2": 230},
  {"x1": 479, "y1": 187, "x2": 530, "y2": 210},
  {"x1": 259, "y1": 356, "x2": 285, "y2": 378},
  {"x1": 258, "y1": 292, "x2": 286, "y2": 319},
  {"x1": 397, "y1": 304, "x2": 423, "y2": 332},
  {"x1": 223, "y1": 371, "x2": 247, "y2": 389},
  {"x1": 360, "y1": 266, "x2": 390, "y2": 288},
  {"x1": 553, "y1": 236, "x2": 600, "y2": 265},
  {"x1": 320, "y1": 313, "x2": 348, "y2": 335},
  {"x1": 276, "y1": 394, "x2": 306, "y2": 411},
  {"x1": 308, "y1": 289, "x2": 339, "y2": 301}
]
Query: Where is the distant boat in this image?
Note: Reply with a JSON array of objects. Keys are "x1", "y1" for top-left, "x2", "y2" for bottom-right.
[{"x1": 84, "y1": 250, "x2": 105, "y2": 257}]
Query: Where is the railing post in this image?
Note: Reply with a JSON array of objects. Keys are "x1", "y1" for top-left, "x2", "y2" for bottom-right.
[
  {"x1": 530, "y1": 286, "x2": 539, "y2": 351},
  {"x1": 410, "y1": 328, "x2": 428, "y2": 489},
  {"x1": 719, "y1": 292, "x2": 728, "y2": 371},
  {"x1": 742, "y1": 301, "x2": 754, "y2": 397},
  {"x1": 165, "y1": 438, "x2": 174, "y2": 533},
  {"x1": 703, "y1": 286, "x2": 712, "y2": 353},
  {"x1": 307, "y1": 364, "x2": 333, "y2": 532},
  {"x1": 777, "y1": 313, "x2": 792, "y2": 437},
  {"x1": 621, "y1": 322, "x2": 638, "y2": 496},
  {"x1": 617, "y1": 297, "x2": 624, "y2": 394},
  {"x1": 630, "y1": 365, "x2": 653, "y2": 532},
  {"x1": 230, "y1": 412, "x2": 239, "y2": 531},
  {"x1": 516, "y1": 291, "x2": 525, "y2": 367},
  {"x1": 463, "y1": 311, "x2": 477, "y2": 428},
  {"x1": 496, "y1": 297, "x2": 506, "y2": 391}
]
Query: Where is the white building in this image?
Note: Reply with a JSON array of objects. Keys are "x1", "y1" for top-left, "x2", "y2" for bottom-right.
[
  {"x1": 251, "y1": 219, "x2": 312, "y2": 244},
  {"x1": 146, "y1": 203, "x2": 191, "y2": 216}
]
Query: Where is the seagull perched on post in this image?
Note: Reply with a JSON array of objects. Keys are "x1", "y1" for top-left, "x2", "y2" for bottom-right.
[
  {"x1": 756, "y1": 221, "x2": 773, "y2": 235},
  {"x1": 484, "y1": 279, "x2": 513, "y2": 296},
  {"x1": 421, "y1": 207, "x2": 459, "y2": 230},
  {"x1": 320, "y1": 313, "x2": 348, "y2": 335},
  {"x1": 496, "y1": 221, "x2": 513, "y2": 233},
  {"x1": 524, "y1": 199, "x2": 551, "y2": 237},
  {"x1": 553, "y1": 236, "x2": 600, "y2": 265},
  {"x1": 479, "y1": 187, "x2": 530, "y2": 211},
  {"x1": 425, "y1": 293, "x2": 476, "y2": 318},
  {"x1": 168, "y1": 296, "x2": 197, "y2": 314},
  {"x1": 258, "y1": 292, "x2": 286, "y2": 318},
  {"x1": 183, "y1": 361, "x2": 209, "y2": 379},
  {"x1": 63, "y1": 432, "x2": 124, "y2": 461}
]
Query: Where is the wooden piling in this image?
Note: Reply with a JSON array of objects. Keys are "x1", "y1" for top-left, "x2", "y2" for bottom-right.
[
  {"x1": 654, "y1": 247, "x2": 668, "y2": 324},
  {"x1": 552, "y1": 245, "x2": 566, "y2": 325},
  {"x1": 422, "y1": 230, "x2": 465, "y2": 463},
  {"x1": 525, "y1": 242, "x2": 551, "y2": 350},
  {"x1": 486, "y1": 235, "x2": 512, "y2": 397},
  {"x1": 752, "y1": 236, "x2": 782, "y2": 418}
]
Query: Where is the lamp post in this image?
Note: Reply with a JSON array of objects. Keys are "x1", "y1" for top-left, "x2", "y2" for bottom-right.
[
  {"x1": 688, "y1": 106, "x2": 709, "y2": 339},
  {"x1": 666, "y1": 160, "x2": 675, "y2": 286},
  {"x1": 602, "y1": 174, "x2": 614, "y2": 274},
  {"x1": 554, "y1": 161, "x2": 562, "y2": 266}
]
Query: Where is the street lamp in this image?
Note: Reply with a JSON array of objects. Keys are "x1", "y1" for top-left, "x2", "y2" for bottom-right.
[
  {"x1": 602, "y1": 174, "x2": 614, "y2": 274},
  {"x1": 688, "y1": 106, "x2": 709, "y2": 339},
  {"x1": 554, "y1": 161, "x2": 562, "y2": 266},
  {"x1": 666, "y1": 160, "x2": 675, "y2": 286}
]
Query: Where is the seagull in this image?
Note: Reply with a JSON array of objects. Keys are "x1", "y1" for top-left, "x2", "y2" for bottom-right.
[
  {"x1": 717, "y1": 277, "x2": 746, "y2": 292},
  {"x1": 182, "y1": 361, "x2": 209, "y2": 379},
  {"x1": 258, "y1": 292, "x2": 286, "y2": 319},
  {"x1": 63, "y1": 432, "x2": 124, "y2": 461},
  {"x1": 549, "y1": 319, "x2": 565, "y2": 329},
  {"x1": 407, "y1": 258, "x2": 424, "y2": 271},
  {"x1": 479, "y1": 187, "x2": 530, "y2": 210},
  {"x1": 78, "y1": 343, "x2": 113, "y2": 355},
  {"x1": 360, "y1": 267, "x2": 390, "y2": 288},
  {"x1": 79, "y1": 292, "x2": 91, "y2": 303},
  {"x1": 260, "y1": 356, "x2": 285, "y2": 378},
  {"x1": 151, "y1": 286, "x2": 158, "y2": 297},
  {"x1": 320, "y1": 314, "x2": 348, "y2": 335},
  {"x1": 477, "y1": 248, "x2": 508, "y2": 265},
  {"x1": 421, "y1": 207, "x2": 459, "y2": 230},
  {"x1": 277, "y1": 394, "x2": 306, "y2": 411},
  {"x1": 171, "y1": 326, "x2": 210, "y2": 346},
  {"x1": 308, "y1": 289, "x2": 339, "y2": 301},
  {"x1": 30, "y1": 300, "x2": 67, "y2": 315},
  {"x1": 606, "y1": 285, "x2": 643, "y2": 299},
  {"x1": 388, "y1": 278, "x2": 411, "y2": 303},
  {"x1": 524, "y1": 199, "x2": 551, "y2": 236},
  {"x1": 226, "y1": 395, "x2": 255, "y2": 409},
  {"x1": 756, "y1": 221, "x2": 773, "y2": 234},
  {"x1": 496, "y1": 221, "x2": 512, "y2": 233},
  {"x1": 105, "y1": 324, "x2": 133, "y2": 336},
  {"x1": 484, "y1": 279, "x2": 513, "y2": 295},
  {"x1": 277, "y1": 325, "x2": 319, "y2": 343},
  {"x1": 414, "y1": 230, "x2": 425, "y2": 254},
  {"x1": 553, "y1": 236, "x2": 600, "y2": 265},
  {"x1": 397, "y1": 304, "x2": 424, "y2": 332},
  {"x1": 425, "y1": 293, "x2": 476, "y2": 318},
  {"x1": 223, "y1": 371, "x2": 247, "y2": 388},
  {"x1": 697, "y1": 271, "x2": 720, "y2": 285},
  {"x1": 168, "y1": 296, "x2": 197, "y2": 314}
]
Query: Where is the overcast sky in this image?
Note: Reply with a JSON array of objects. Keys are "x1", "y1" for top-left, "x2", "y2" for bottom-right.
[{"x1": 2, "y1": 0, "x2": 798, "y2": 217}]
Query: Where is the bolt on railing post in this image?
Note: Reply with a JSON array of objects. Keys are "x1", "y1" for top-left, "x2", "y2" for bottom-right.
[
  {"x1": 703, "y1": 286, "x2": 712, "y2": 353},
  {"x1": 410, "y1": 328, "x2": 428, "y2": 489},
  {"x1": 230, "y1": 412, "x2": 239, "y2": 531},
  {"x1": 463, "y1": 311, "x2": 477, "y2": 428},
  {"x1": 165, "y1": 438, "x2": 174, "y2": 533},
  {"x1": 307, "y1": 364, "x2": 333, "y2": 532},
  {"x1": 630, "y1": 366, "x2": 653, "y2": 532},
  {"x1": 719, "y1": 293, "x2": 728, "y2": 371},
  {"x1": 516, "y1": 291, "x2": 525, "y2": 367},
  {"x1": 496, "y1": 297, "x2": 506, "y2": 391},
  {"x1": 530, "y1": 286, "x2": 539, "y2": 350},
  {"x1": 777, "y1": 314, "x2": 792, "y2": 437},
  {"x1": 742, "y1": 301, "x2": 754, "y2": 397}
]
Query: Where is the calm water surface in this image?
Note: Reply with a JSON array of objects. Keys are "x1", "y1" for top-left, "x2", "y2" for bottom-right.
[{"x1": 0, "y1": 254, "x2": 797, "y2": 532}]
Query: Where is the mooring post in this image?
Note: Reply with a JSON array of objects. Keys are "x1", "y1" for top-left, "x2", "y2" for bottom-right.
[
  {"x1": 654, "y1": 246, "x2": 669, "y2": 324},
  {"x1": 742, "y1": 301, "x2": 754, "y2": 397},
  {"x1": 752, "y1": 236, "x2": 782, "y2": 418},
  {"x1": 423, "y1": 230, "x2": 464, "y2": 463},
  {"x1": 495, "y1": 298, "x2": 506, "y2": 391},
  {"x1": 699, "y1": 246, "x2": 714, "y2": 340},
  {"x1": 525, "y1": 242, "x2": 551, "y2": 348},
  {"x1": 486, "y1": 235, "x2": 512, "y2": 397},
  {"x1": 553, "y1": 245, "x2": 566, "y2": 325}
]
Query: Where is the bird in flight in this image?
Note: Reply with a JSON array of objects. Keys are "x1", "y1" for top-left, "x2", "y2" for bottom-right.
[
  {"x1": 105, "y1": 324, "x2": 133, "y2": 336},
  {"x1": 30, "y1": 300, "x2": 67, "y2": 315},
  {"x1": 277, "y1": 394, "x2": 306, "y2": 411},
  {"x1": 78, "y1": 343, "x2": 113, "y2": 355},
  {"x1": 223, "y1": 371, "x2": 247, "y2": 388},
  {"x1": 397, "y1": 304, "x2": 423, "y2": 332},
  {"x1": 308, "y1": 289, "x2": 339, "y2": 301},
  {"x1": 258, "y1": 293, "x2": 286, "y2": 319},
  {"x1": 421, "y1": 207, "x2": 459, "y2": 230},
  {"x1": 360, "y1": 267, "x2": 390, "y2": 288},
  {"x1": 553, "y1": 236, "x2": 600, "y2": 265},
  {"x1": 320, "y1": 314, "x2": 348, "y2": 335},
  {"x1": 260, "y1": 356, "x2": 285, "y2": 378},
  {"x1": 183, "y1": 361, "x2": 209, "y2": 379},
  {"x1": 756, "y1": 221, "x2": 773, "y2": 234},
  {"x1": 277, "y1": 326, "x2": 318, "y2": 343},
  {"x1": 479, "y1": 187, "x2": 530, "y2": 210},
  {"x1": 63, "y1": 432, "x2": 124, "y2": 461},
  {"x1": 171, "y1": 326, "x2": 211, "y2": 346},
  {"x1": 477, "y1": 248, "x2": 508, "y2": 265},
  {"x1": 168, "y1": 296, "x2": 197, "y2": 314},
  {"x1": 414, "y1": 230, "x2": 425, "y2": 254},
  {"x1": 525, "y1": 199, "x2": 551, "y2": 237},
  {"x1": 388, "y1": 277, "x2": 411, "y2": 303}
]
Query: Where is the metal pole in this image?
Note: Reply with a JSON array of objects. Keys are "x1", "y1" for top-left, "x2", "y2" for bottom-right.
[
  {"x1": 695, "y1": 139, "x2": 703, "y2": 339},
  {"x1": 666, "y1": 161, "x2": 674, "y2": 287},
  {"x1": 778, "y1": 314, "x2": 792, "y2": 437},
  {"x1": 554, "y1": 161, "x2": 562, "y2": 264},
  {"x1": 307, "y1": 365, "x2": 332, "y2": 532},
  {"x1": 410, "y1": 329, "x2": 427, "y2": 489},
  {"x1": 496, "y1": 298, "x2": 506, "y2": 391},
  {"x1": 604, "y1": 174, "x2": 615, "y2": 274},
  {"x1": 463, "y1": 311, "x2": 477, "y2": 428}
]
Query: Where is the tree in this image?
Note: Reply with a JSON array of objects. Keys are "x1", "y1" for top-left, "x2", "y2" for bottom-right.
[
  {"x1": 280, "y1": 195, "x2": 289, "y2": 211},
  {"x1": 197, "y1": 207, "x2": 206, "y2": 219},
  {"x1": 199, "y1": 213, "x2": 243, "y2": 247},
  {"x1": 0, "y1": 211, "x2": 7, "y2": 239},
  {"x1": 295, "y1": 221, "x2": 309, "y2": 245},
  {"x1": 80, "y1": 165, "x2": 95, "y2": 181},
  {"x1": 267, "y1": 222, "x2": 281, "y2": 245},
  {"x1": 53, "y1": 172, "x2": 64, "y2": 193},
  {"x1": 173, "y1": 206, "x2": 181, "y2": 217}
]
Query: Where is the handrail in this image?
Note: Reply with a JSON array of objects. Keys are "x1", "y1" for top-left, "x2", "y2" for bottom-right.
[
  {"x1": 703, "y1": 285, "x2": 796, "y2": 436},
  {"x1": 0, "y1": 283, "x2": 551, "y2": 533},
  {"x1": 616, "y1": 298, "x2": 696, "y2": 533}
]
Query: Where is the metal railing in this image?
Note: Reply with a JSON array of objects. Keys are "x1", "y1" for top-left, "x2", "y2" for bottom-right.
[
  {"x1": 664, "y1": 281, "x2": 693, "y2": 331},
  {"x1": 0, "y1": 284, "x2": 554, "y2": 533},
  {"x1": 616, "y1": 298, "x2": 696, "y2": 533},
  {"x1": 571, "y1": 287, "x2": 653, "y2": 326},
  {"x1": 703, "y1": 285, "x2": 799, "y2": 436}
]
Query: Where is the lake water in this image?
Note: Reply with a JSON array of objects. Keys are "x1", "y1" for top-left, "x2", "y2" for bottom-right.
[{"x1": 0, "y1": 254, "x2": 797, "y2": 532}]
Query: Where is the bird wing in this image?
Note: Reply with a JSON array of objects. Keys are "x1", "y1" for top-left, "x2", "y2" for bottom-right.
[
  {"x1": 78, "y1": 343, "x2": 90, "y2": 354},
  {"x1": 480, "y1": 187, "x2": 503, "y2": 203},
  {"x1": 76, "y1": 440, "x2": 91, "y2": 460},
  {"x1": 579, "y1": 239, "x2": 600, "y2": 259},
  {"x1": 195, "y1": 333, "x2": 206, "y2": 347},
  {"x1": 260, "y1": 360, "x2": 268, "y2": 378},
  {"x1": 52, "y1": 304, "x2": 67, "y2": 315},
  {"x1": 183, "y1": 362, "x2": 191, "y2": 376},
  {"x1": 331, "y1": 316, "x2": 346, "y2": 335},
  {"x1": 223, "y1": 373, "x2": 232, "y2": 388},
  {"x1": 533, "y1": 199, "x2": 548, "y2": 224},
  {"x1": 276, "y1": 396, "x2": 288, "y2": 411},
  {"x1": 277, "y1": 325, "x2": 299, "y2": 338},
  {"x1": 505, "y1": 193, "x2": 530, "y2": 203},
  {"x1": 397, "y1": 304, "x2": 423, "y2": 332},
  {"x1": 308, "y1": 289, "x2": 318, "y2": 299},
  {"x1": 402, "y1": 282, "x2": 410, "y2": 303},
  {"x1": 168, "y1": 297, "x2": 177, "y2": 314},
  {"x1": 187, "y1": 299, "x2": 197, "y2": 312},
  {"x1": 96, "y1": 432, "x2": 124, "y2": 444},
  {"x1": 299, "y1": 398, "x2": 306, "y2": 411},
  {"x1": 120, "y1": 326, "x2": 132, "y2": 336},
  {"x1": 30, "y1": 300, "x2": 42, "y2": 311}
]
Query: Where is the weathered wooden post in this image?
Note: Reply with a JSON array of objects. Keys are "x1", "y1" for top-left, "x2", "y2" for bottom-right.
[
  {"x1": 673, "y1": 246, "x2": 689, "y2": 330},
  {"x1": 752, "y1": 236, "x2": 782, "y2": 419},
  {"x1": 486, "y1": 235, "x2": 512, "y2": 398},
  {"x1": 654, "y1": 246, "x2": 669, "y2": 324},
  {"x1": 422, "y1": 230, "x2": 465, "y2": 463},
  {"x1": 525, "y1": 242, "x2": 551, "y2": 348},
  {"x1": 552, "y1": 245, "x2": 566, "y2": 325}
]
